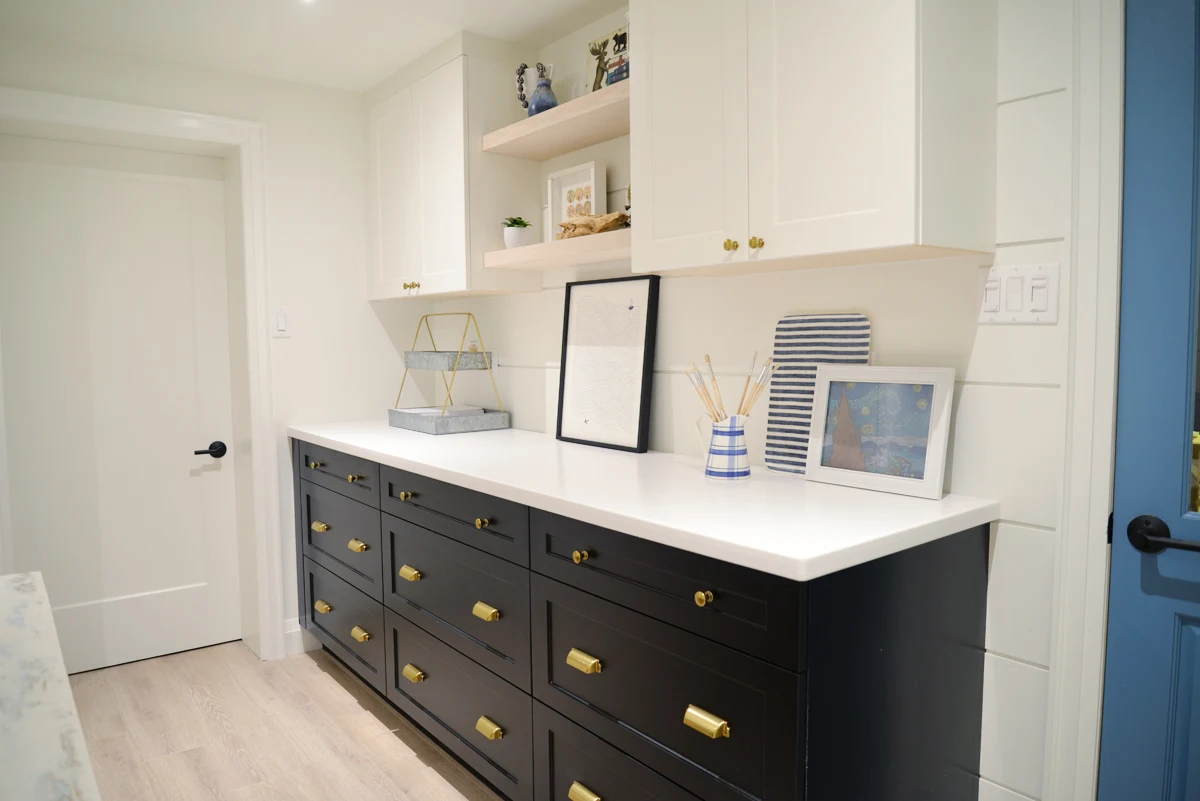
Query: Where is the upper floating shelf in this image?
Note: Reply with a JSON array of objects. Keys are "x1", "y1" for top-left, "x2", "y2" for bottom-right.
[
  {"x1": 484, "y1": 228, "x2": 631, "y2": 271},
  {"x1": 482, "y1": 81, "x2": 631, "y2": 161}
]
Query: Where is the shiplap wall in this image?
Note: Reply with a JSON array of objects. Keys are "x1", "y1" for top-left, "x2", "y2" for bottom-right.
[{"x1": 437, "y1": 3, "x2": 1071, "y2": 799}]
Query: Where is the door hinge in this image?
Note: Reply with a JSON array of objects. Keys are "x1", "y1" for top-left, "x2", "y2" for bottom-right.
[{"x1": 1107, "y1": 512, "x2": 1114, "y2": 544}]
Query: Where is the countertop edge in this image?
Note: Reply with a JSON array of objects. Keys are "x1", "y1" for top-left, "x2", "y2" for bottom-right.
[{"x1": 288, "y1": 426, "x2": 999, "y2": 581}]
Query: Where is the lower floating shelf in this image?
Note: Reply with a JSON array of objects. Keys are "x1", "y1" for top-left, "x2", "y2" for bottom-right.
[{"x1": 483, "y1": 228, "x2": 631, "y2": 271}]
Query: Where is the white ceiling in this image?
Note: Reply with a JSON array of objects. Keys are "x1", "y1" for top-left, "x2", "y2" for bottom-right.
[{"x1": 0, "y1": 0, "x2": 626, "y2": 92}]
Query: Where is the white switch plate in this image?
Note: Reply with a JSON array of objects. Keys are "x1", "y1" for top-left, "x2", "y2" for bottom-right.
[
  {"x1": 272, "y1": 306, "x2": 291, "y2": 338},
  {"x1": 979, "y1": 263, "x2": 1060, "y2": 324}
]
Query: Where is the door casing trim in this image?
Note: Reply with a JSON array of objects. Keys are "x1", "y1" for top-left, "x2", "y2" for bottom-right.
[
  {"x1": 0, "y1": 86, "x2": 286, "y2": 660},
  {"x1": 1043, "y1": 0, "x2": 1123, "y2": 797}
]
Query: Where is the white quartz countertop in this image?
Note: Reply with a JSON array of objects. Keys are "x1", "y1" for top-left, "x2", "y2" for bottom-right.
[
  {"x1": 289, "y1": 420, "x2": 1000, "y2": 581},
  {"x1": 0, "y1": 572, "x2": 102, "y2": 801}
]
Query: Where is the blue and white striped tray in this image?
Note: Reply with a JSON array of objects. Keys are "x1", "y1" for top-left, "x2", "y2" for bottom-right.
[{"x1": 765, "y1": 313, "x2": 872, "y2": 474}]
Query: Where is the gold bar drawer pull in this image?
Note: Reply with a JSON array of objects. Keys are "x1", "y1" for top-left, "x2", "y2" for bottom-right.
[
  {"x1": 347, "y1": 538, "x2": 369, "y2": 553},
  {"x1": 684, "y1": 704, "x2": 730, "y2": 739},
  {"x1": 347, "y1": 474, "x2": 364, "y2": 483},
  {"x1": 310, "y1": 520, "x2": 329, "y2": 533},
  {"x1": 473, "y1": 601, "x2": 500, "y2": 622},
  {"x1": 308, "y1": 460, "x2": 324, "y2": 469},
  {"x1": 350, "y1": 626, "x2": 371, "y2": 643},
  {"x1": 566, "y1": 648, "x2": 602, "y2": 674},
  {"x1": 475, "y1": 716, "x2": 503, "y2": 741},
  {"x1": 313, "y1": 599, "x2": 332, "y2": 614},
  {"x1": 398, "y1": 564, "x2": 422, "y2": 582},
  {"x1": 568, "y1": 782, "x2": 601, "y2": 801},
  {"x1": 401, "y1": 663, "x2": 425, "y2": 683}
]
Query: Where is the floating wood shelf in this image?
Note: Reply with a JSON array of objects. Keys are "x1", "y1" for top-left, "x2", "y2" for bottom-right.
[
  {"x1": 483, "y1": 228, "x2": 632, "y2": 271},
  {"x1": 482, "y1": 81, "x2": 631, "y2": 161}
]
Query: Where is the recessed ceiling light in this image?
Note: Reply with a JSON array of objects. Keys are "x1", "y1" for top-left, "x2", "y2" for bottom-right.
[{"x1": 301, "y1": 0, "x2": 317, "y2": 4}]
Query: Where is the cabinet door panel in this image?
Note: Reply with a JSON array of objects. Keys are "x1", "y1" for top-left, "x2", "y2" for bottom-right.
[
  {"x1": 747, "y1": 0, "x2": 916, "y2": 258},
  {"x1": 413, "y1": 57, "x2": 469, "y2": 294},
  {"x1": 370, "y1": 85, "x2": 422, "y2": 299},
  {"x1": 631, "y1": 0, "x2": 748, "y2": 273}
]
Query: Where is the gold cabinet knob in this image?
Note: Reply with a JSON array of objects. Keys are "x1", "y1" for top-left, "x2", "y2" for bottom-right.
[
  {"x1": 475, "y1": 517, "x2": 491, "y2": 529},
  {"x1": 684, "y1": 704, "x2": 730, "y2": 739},
  {"x1": 310, "y1": 520, "x2": 330, "y2": 533},
  {"x1": 347, "y1": 474, "x2": 364, "y2": 483},
  {"x1": 472, "y1": 601, "x2": 500, "y2": 622},
  {"x1": 308, "y1": 460, "x2": 324, "y2": 470},
  {"x1": 566, "y1": 648, "x2": 602, "y2": 674},
  {"x1": 749, "y1": 236, "x2": 765, "y2": 249},
  {"x1": 694, "y1": 590, "x2": 714, "y2": 607},
  {"x1": 313, "y1": 599, "x2": 332, "y2": 614},
  {"x1": 350, "y1": 625, "x2": 371, "y2": 643},
  {"x1": 398, "y1": 564, "x2": 422, "y2": 582},
  {"x1": 397, "y1": 491, "x2": 415, "y2": 501},
  {"x1": 572, "y1": 549, "x2": 590, "y2": 564},
  {"x1": 347, "y1": 538, "x2": 369, "y2": 553},
  {"x1": 475, "y1": 716, "x2": 503, "y2": 741},
  {"x1": 568, "y1": 782, "x2": 602, "y2": 801},
  {"x1": 403, "y1": 282, "x2": 422, "y2": 290},
  {"x1": 402, "y1": 663, "x2": 425, "y2": 683},
  {"x1": 723, "y1": 238, "x2": 740, "y2": 251}
]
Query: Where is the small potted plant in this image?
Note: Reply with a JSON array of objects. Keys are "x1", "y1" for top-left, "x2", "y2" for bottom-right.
[{"x1": 503, "y1": 216, "x2": 535, "y2": 249}]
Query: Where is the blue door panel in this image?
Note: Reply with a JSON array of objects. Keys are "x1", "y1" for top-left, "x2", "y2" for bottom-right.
[{"x1": 1099, "y1": 1, "x2": 1200, "y2": 799}]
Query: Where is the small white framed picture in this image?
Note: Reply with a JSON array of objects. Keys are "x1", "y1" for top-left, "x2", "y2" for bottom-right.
[
  {"x1": 805, "y1": 365, "x2": 955, "y2": 500},
  {"x1": 548, "y1": 161, "x2": 606, "y2": 231}
]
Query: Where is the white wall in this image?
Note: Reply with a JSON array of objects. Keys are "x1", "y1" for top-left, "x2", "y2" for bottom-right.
[
  {"x1": 437, "y1": 3, "x2": 1070, "y2": 799},
  {"x1": 0, "y1": 38, "x2": 433, "y2": 628}
]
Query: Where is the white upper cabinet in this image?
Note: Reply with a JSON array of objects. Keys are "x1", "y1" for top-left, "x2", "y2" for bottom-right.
[
  {"x1": 368, "y1": 46, "x2": 541, "y2": 300},
  {"x1": 631, "y1": 0, "x2": 996, "y2": 275},
  {"x1": 370, "y1": 59, "x2": 467, "y2": 297},
  {"x1": 630, "y1": 0, "x2": 748, "y2": 272}
]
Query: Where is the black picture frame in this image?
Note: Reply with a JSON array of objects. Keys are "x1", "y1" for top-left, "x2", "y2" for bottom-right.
[{"x1": 556, "y1": 274, "x2": 660, "y2": 453}]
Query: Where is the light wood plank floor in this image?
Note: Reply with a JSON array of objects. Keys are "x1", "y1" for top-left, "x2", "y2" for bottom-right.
[{"x1": 70, "y1": 642, "x2": 503, "y2": 801}]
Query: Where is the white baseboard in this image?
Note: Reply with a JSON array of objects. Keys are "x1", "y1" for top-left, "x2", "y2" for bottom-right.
[{"x1": 283, "y1": 617, "x2": 311, "y2": 656}]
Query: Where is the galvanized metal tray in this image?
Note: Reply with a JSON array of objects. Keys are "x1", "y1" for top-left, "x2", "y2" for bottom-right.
[
  {"x1": 403, "y1": 351, "x2": 496, "y2": 371},
  {"x1": 387, "y1": 407, "x2": 511, "y2": 435}
]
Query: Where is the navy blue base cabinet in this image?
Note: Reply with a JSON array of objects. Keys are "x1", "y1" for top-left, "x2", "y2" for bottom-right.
[{"x1": 293, "y1": 439, "x2": 987, "y2": 801}]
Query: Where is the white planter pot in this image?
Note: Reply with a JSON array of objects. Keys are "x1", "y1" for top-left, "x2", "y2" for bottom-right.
[{"x1": 503, "y1": 226, "x2": 535, "y2": 248}]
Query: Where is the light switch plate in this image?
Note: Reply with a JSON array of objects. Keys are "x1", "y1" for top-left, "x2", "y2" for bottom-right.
[
  {"x1": 272, "y1": 307, "x2": 291, "y2": 338},
  {"x1": 979, "y1": 263, "x2": 1060, "y2": 324}
]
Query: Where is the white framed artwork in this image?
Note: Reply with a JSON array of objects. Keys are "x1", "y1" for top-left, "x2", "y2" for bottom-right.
[
  {"x1": 547, "y1": 161, "x2": 606, "y2": 233},
  {"x1": 805, "y1": 365, "x2": 955, "y2": 500}
]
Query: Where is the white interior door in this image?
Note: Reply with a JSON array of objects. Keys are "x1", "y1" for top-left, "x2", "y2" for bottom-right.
[{"x1": 0, "y1": 135, "x2": 241, "y2": 673}]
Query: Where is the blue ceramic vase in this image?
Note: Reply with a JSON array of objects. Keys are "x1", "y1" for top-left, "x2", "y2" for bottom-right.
[{"x1": 528, "y1": 78, "x2": 558, "y2": 116}]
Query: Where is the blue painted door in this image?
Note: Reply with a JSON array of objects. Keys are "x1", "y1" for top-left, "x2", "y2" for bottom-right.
[{"x1": 1098, "y1": 2, "x2": 1200, "y2": 798}]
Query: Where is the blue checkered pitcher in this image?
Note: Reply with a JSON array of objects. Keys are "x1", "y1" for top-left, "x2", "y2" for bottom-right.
[{"x1": 699, "y1": 414, "x2": 751, "y2": 480}]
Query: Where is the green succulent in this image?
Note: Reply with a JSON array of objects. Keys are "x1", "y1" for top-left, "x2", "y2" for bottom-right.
[{"x1": 503, "y1": 216, "x2": 532, "y2": 228}]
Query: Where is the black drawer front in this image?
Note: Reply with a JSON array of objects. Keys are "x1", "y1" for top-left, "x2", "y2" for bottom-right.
[
  {"x1": 381, "y1": 466, "x2": 529, "y2": 567},
  {"x1": 532, "y1": 575, "x2": 804, "y2": 801},
  {"x1": 296, "y1": 441, "x2": 380, "y2": 507},
  {"x1": 384, "y1": 609, "x2": 533, "y2": 801},
  {"x1": 381, "y1": 512, "x2": 532, "y2": 692},
  {"x1": 301, "y1": 480, "x2": 383, "y2": 601},
  {"x1": 303, "y1": 558, "x2": 386, "y2": 692},
  {"x1": 530, "y1": 510, "x2": 807, "y2": 671},
  {"x1": 534, "y1": 702, "x2": 701, "y2": 801}
]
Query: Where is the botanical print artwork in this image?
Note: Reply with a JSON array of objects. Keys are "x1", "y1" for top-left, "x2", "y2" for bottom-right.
[
  {"x1": 820, "y1": 381, "x2": 934, "y2": 480},
  {"x1": 563, "y1": 183, "x2": 593, "y2": 219},
  {"x1": 560, "y1": 281, "x2": 649, "y2": 446}
]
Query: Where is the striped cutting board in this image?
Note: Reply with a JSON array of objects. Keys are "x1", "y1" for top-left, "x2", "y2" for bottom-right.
[{"x1": 765, "y1": 313, "x2": 872, "y2": 474}]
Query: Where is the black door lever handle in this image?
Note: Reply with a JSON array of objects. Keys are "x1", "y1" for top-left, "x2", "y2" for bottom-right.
[
  {"x1": 1128, "y1": 514, "x2": 1200, "y2": 553},
  {"x1": 194, "y1": 441, "x2": 227, "y2": 459}
]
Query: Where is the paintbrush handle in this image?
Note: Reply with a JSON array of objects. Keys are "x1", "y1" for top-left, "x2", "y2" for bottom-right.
[{"x1": 736, "y1": 375, "x2": 752, "y2": 416}]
